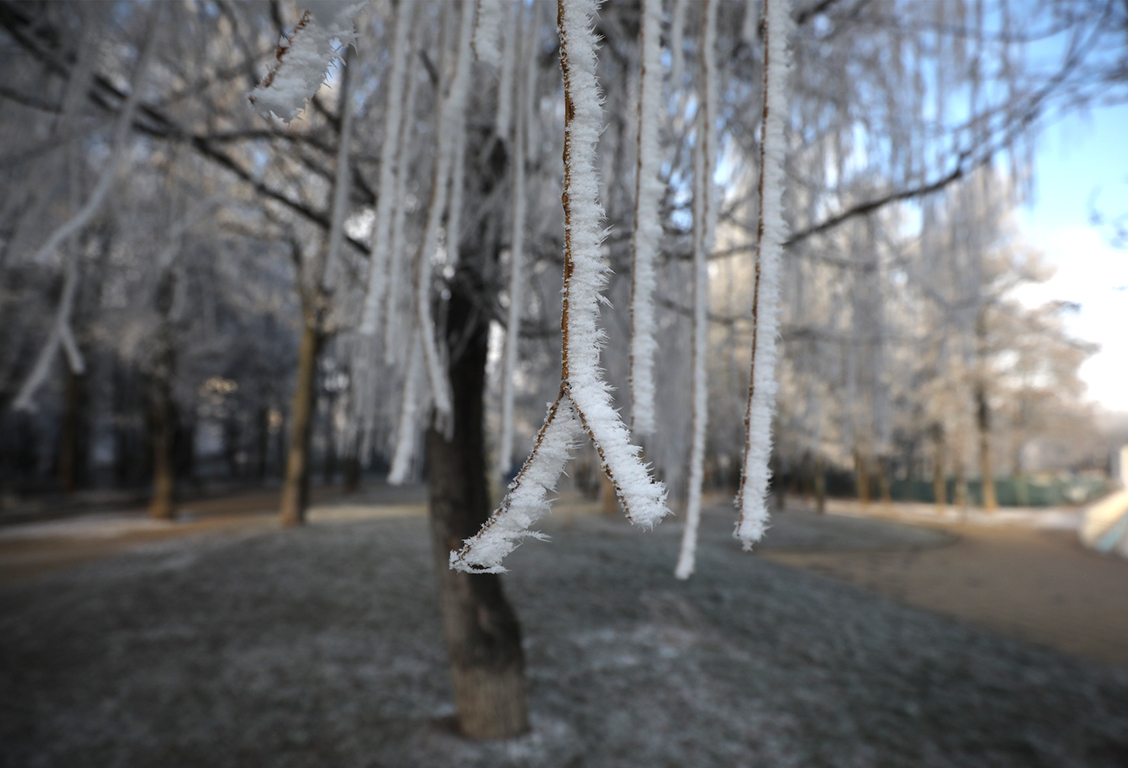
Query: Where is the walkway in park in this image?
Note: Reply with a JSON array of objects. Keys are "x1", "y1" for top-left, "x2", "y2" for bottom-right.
[
  {"x1": 763, "y1": 495, "x2": 1128, "y2": 669},
  {"x1": 2, "y1": 488, "x2": 1127, "y2": 669}
]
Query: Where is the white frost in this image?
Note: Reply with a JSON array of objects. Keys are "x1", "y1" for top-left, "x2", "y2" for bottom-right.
[
  {"x1": 359, "y1": 0, "x2": 414, "y2": 336},
  {"x1": 388, "y1": 331, "x2": 425, "y2": 485},
  {"x1": 452, "y1": 396, "x2": 583, "y2": 572},
  {"x1": 249, "y1": 3, "x2": 366, "y2": 123},
  {"x1": 452, "y1": 0, "x2": 669, "y2": 574},
  {"x1": 736, "y1": 0, "x2": 792, "y2": 548},
  {"x1": 497, "y1": 0, "x2": 535, "y2": 483},
  {"x1": 628, "y1": 0, "x2": 664, "y2": 437},
  {"x1": 413, "y1": 0, "x2": 477, "y2": 429},
  {"x1": 675, "y1": 0, "x2": 718, "y2": 581},
  {"x1": 383, "y1": 11, "x2": 425, "y2": 362},
  {"x1": 473, "y1": 0, "x2": 504, "y2": 67}
]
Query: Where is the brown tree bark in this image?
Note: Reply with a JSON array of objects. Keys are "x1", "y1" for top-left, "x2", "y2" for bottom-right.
[
  {"x1": 342, "y1": 442, "x2": 361, "y2": 495},
  {"x1": 854, "y1": 449, "x2": 871, "y2": 509},
  {"x1": 932, "y1": 424, "x2": 947, "y2": 511},
  {"x1": 976, "y1": 382, "x2": 998, "y2": 511},
  {"x1": 58, "y1": 364, "x2": 85, "y2": 494},
  {"x1": 280, "y1": 315, "x2": 322, "y2": 527},
  {"x1": 426, "y1": 267, "x2": 528, "y2": 739},
  {"x1": 814, "y1": 453, "x2": 826, "y2": 514},
  {"x1": 876, "y1": 456, "x2": 893, "y2": 509},
  {"x1": 148, "y1": 341, "x2": 176, "y2": 520},
  {"x1": 954, "y1": 457, "x2": 969, "y2": 513}
]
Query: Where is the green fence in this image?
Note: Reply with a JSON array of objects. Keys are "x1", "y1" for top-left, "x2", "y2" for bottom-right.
[{"x1": 889, "y1": 477, "x2": 1111, "y2": 507}]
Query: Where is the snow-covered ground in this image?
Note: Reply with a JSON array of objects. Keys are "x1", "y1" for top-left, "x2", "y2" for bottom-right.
[{"x1": 2, "y1": 506, "x2": 1126, "y2": 767}]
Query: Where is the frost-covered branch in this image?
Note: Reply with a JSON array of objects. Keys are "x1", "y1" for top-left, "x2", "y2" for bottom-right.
[
  {"x1": 249, "y1": 2, "x2": 366, "y2": 122},
  {"x1": 413, "y1": 0, "x2": 476, "y2": 429},
  {"x1": 670, "y1": 0, "x2": 688, "y2": 94},
  {"x1": 675, "y1": 0, "x2": 717, "y2": 581},
  {"x1": 11, "y1": 258, "x2": 83, "y2": 412},
  {"x1": 496, "y1": 0, "x2": 535, "y2": 483},
  {"x1": 358, "y1": 0, "x2": 413, "y2": 335},
  {"x1": 455, "y1": 391, "x2": 583, "y2": 572},
  {"x1": 383, "y1": 10, "x2": 425, "y2": 362},
  {"x1": 452, "y1": 0, "x2": 669, "y2": 574},
  {"x1": 736, "y1": 0, "x2": 792, "y2": 548},
  {"x1": 473, "y1": 0, "x2": 504, "y2": 67},
  {"x1": 28, "y1": 6, "x2": 158, "y2": 265},
  {"x1": 388, "y1": 329, "x2": 425, "y2": 485},
  {"x1": 321, "y1": 44, "x2": 355, "y2": 290},
  {"x1": 494, "y1": 0, "x2": 518, "y2": 136},
  {"x1": 628, "y1": 0, "x2": 663, "y2": 437}
]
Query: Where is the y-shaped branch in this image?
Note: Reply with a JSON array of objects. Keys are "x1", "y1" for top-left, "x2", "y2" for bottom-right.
[
  {"x1": 451, "y1": 0, "x2": 669, "y2": 574},
  {"x1": 736, "y1": 0, "x2": 792, "y2": 548}
]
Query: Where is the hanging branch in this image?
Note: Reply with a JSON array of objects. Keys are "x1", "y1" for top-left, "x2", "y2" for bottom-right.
[
  {"x1": 387, "y1": 329, "x2": 425, "y2": 485},
  {"x1": 669, "y1": 0, "x2": 689, "y2": 95},
  {"x1": 412, "y1": 0, "x2": 477, "y2": 430},
  {"x1": 11, "y1": 258, "x2": 83, "y2": 412},
  {"x1": 628, "y1": 0, "x2": 663, "y2": 437},
  {"x1": 383, "y1": 9, "x2": 425, "y2": 363},
  {"x1": 496, "y1": 0, "x2": 535, "y2": 484},
  {"x1": 321, "y1": 44, "x2": 356, "y2": 290},
  {"x1": 675, "y1": 0, "x2": 717, "y2": 581},
  {"x1": 452, "y1": 0, "x2": 669, "y2": 574},
  {"x1": 494, "y1": 0, "x2": 519, "y2": 137},
  {"x1": 358, "y1": 0, "x2": 413, "y2": 335},
  {"x1": 473, "y1": 0, "x2": 505, "y2": 67},
  {"x1": 12, "y1": 7, "x2": 161, "y2": 412},
  {"x1": 446, "y1": 120, "x2": 467, "y2": 266},
  {"x1": 28, "y1": 5, "x2": 159, "y2": 266},
  {"x1": 736, "y1": 0, "x2": 792, "y2": 548},
  {"x1": 741, "y1": 0, "x2": 758, "y2": 46}
]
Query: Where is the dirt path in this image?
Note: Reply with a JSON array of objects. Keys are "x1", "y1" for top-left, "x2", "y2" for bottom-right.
[{"x1": 763, "y1": 500, "x2": 1128, "y2": 669}]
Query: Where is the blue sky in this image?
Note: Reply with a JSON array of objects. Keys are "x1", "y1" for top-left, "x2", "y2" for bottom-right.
[{"x1": 1014, "y1": 101, "x2": 1128, "y2": 413}]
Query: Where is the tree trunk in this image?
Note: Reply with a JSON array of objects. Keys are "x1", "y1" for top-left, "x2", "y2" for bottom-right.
[
  {"x1": 814, "y1": 453, "x2": 826, "y2": 514},
  {"x1": 876, "y1": 456, "x2": 892, "y2": 509},
  {"x1": 976, "y1": 383, "x2": 997, "y2": 511},
  {"x1": 280, "y1": 317, "x2": 322, "y2": 527},
  {"x1": 255, "y1": 405, "x2": 270, "y2": 484},
  {"x1": 854, "y1": 449, "x2": 870, "y2": 509},
  {"x1": 58, "y1": 364, "x2": 86, "y2": 494},
  {"x1": 932, "y1": 425, "x2": 947, "y2": 512},
  {"x1": 343, "y1": 442, "x2": 361, "y2": 495},
  {"x1": 426, "y1": 278, "x2": 528, "y2": 739},
  {"x1": 954, "y1": 457, "x2": 968, "y2": 514},
  {"x1": 148, "y1": 342, "x2": 176, "y2": 520}
]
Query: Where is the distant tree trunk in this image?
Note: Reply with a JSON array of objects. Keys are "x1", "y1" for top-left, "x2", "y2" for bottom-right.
[
  {"x1": 323, "y1": 404, "x2": 338, "y2": 485},
  {"x1": 876, "y1": 456, "x2": 892, "y2": 508},
  {"x1": 148, "y1": 341, "x2": 176, "y2": 520},
  {"x1": 932, "y1": 424, "x2": 947, "y2": 511},
  {"x1": 58, "y1": 364, "x2": 86, "y2": 494},
  {"x1": 854, "y1": 449, "x2": 871, "y2": 509},
  {"x1": 976, "y1": 382, "x2": 997, "y2": 511},
  {"x1": 342, "y1": 442, "x2": 361, "y2": 495},
  {"x1": 223, "y1": 415, "x2": 240, "y2": 479},
  {"x1": 255, "y1": 405, "x2": 270, "y2": 484},
  {"x1": 954, "y1": 457, "x2": 968, "y2": 513},
  {"x1": 280, "y1": 315, "x2": 322, "y2": 527},
  {"x1": 426, "y1": 273, "x2": 528, "y2": 739},
  {"x1": 814, "y1": 453, "x2": 826, "y2": 514}
]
